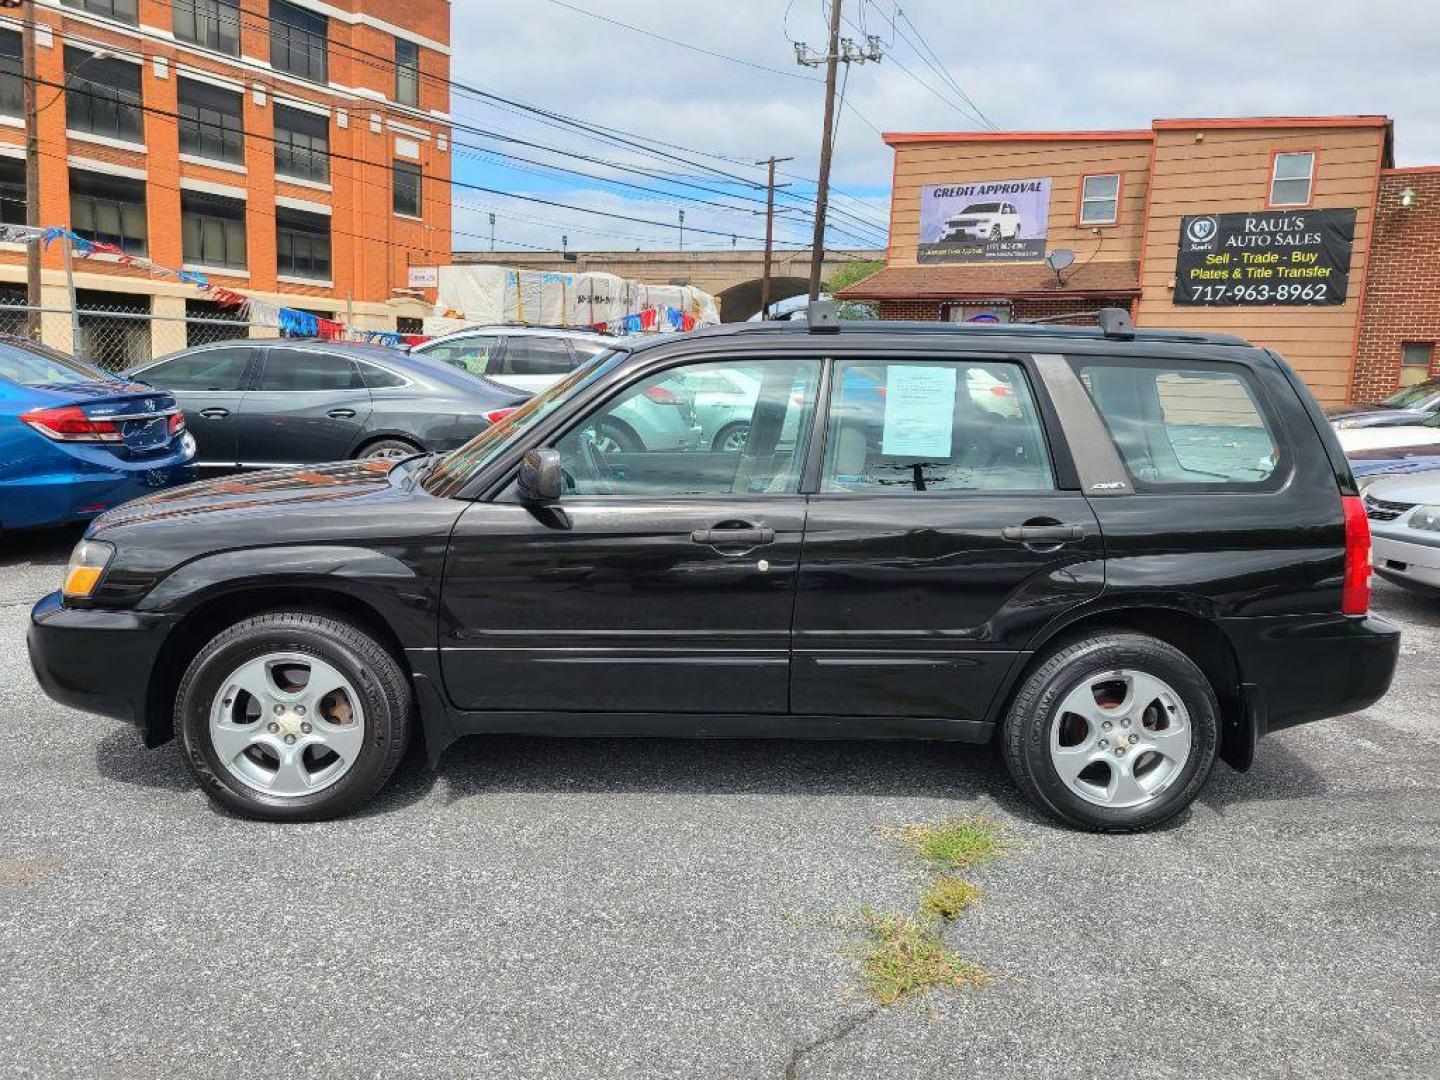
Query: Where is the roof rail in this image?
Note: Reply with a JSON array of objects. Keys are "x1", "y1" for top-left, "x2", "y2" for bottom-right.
[
  {"x1": 808, "y1": 300, "x2": 841, "y2": 334},
  {"x1": 1097, "y1": 307, "x2": 1136, "y2": 340}
]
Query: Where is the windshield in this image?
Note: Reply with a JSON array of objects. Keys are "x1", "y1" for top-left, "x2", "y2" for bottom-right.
[
  {"x1": 423, "y1": 349, "x2": 627, "y2": 497},
  {"x1": 1380, "y1": 380, "x2": 1440, "y2": 409},
  {"x1": 0, "y1": 341, "x2": 114, "y2": 387},
  {"x1": 961, "y1": 202, "x2": 1002, "y2": 214}
]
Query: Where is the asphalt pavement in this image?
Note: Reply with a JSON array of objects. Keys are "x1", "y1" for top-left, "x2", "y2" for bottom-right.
[{"x1": 1, "y1": 527, "x2": 1436, "y2": 1079}]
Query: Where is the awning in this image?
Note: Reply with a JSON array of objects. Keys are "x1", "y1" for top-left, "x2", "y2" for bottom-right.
[{"x1": 835, "y1": 260, "x2": 1141, "y2": 301}]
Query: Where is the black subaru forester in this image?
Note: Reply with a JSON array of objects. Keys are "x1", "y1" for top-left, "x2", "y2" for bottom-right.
[{"x1": 28, "y1": 308, "x2": 1400, "y2": 831}]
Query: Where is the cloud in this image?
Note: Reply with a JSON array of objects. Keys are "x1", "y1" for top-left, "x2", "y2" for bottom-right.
[{"x1": 446, "y1": 0, "x2": 1437, "y2": 250}]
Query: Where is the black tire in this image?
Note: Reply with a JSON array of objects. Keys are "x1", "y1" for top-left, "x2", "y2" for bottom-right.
[
  {"x1": 175, "y1": 611, "x2": 412, "y2": 822},
  {"x1": 356, "y1": 437, "x2": 422, "y2": 462},
  {"x1": 596, "y1": 420, "x2": 641, "y2": 453},
  {"x1": 1000, "y1": 632, "x2": 1219, "y2": 833},
  {"x1": 712, "y1": 421, "x2": 750, "y2": 453},
  {"x1": 989, "y1": 225, "x2": 1001, "y2": 242}
]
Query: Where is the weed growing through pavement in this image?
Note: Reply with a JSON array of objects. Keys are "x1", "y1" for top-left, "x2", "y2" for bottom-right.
[{"x1": 848, "y1": 813, "x2": 1011, "y2": 1007}]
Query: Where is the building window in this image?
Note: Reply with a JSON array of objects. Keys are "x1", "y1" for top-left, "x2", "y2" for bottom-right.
[
  {"x1": 1269, "y1": 151, "x2": 1315, "y2": 207},
  {"x1": 1401, "y1": 343, "x2": 1436, "y2": 387},
  {"x1": 0, "y1": 157, "x2": 25, "y2": 226},
  {"x1": 274, "y1": 105, "x2": 330, "y2": 183},
  {"x1": 185, "y1": 299, "x2": 250, "y2": 347},
  {"x1": 276, "y1": 207, "x2": 331, "y2": 280},
  {"x1": 173, "y1": 0, "x2": 241, "y2": 56},
  {"x1": 70, "y1": 169, "x2": 147, "y2": 255},
  {"x1": 393, "y1": 161, "x2": 421, "y2": 217},
  {"x1": 271, "y1": 0, "x2": 328, "y2": 84},
  {"x1": 65, "y1": 48, "x2": 144, "y2": 143},
  {"x1": 60, "y1": 0, "x2": 138, "y2": 24},
  {"x1": 182, "y1": 191, "x2": 247, "y2": 270},
  {"x1": 1079, "y1": 173, "x2": 1120, "y2": 225},
  {"x1": 76, "y1": 289, "x2": 151, "y2": 372},
  {"x1": 178, "y1": 79, "x2": 245, "y2": 164},
  {"x1": 395, "y1": 38, "x2": 420, "y2": 107},
  {"x1": 0, "y1": 30, "x2": 22, "y2": 119}
]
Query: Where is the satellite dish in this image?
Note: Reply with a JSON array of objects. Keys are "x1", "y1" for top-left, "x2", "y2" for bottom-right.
[{"x1": 1044, "y1": 249, "x2": 1076, "y2": 271}]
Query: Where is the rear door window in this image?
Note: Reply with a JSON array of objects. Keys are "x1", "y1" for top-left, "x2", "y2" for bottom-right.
[
  {"x1": 819, "y1": 359, "x2": 1054, "y2": 492},
  {"x1": 501, "y1": 337, "x2": 577, "y2": 377},
  {"x1": 256, "y1": 350, "x2": 364, "y2": 392},
  {"x1": 1074, "y1": 361, "x2": 1280, "y2": 486}
]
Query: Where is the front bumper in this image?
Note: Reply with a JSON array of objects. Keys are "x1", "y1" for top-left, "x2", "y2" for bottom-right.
[
  {"x1": 1221, "y1": 612, "x2": 1401, "y2": 734},
  {"x1": 27, "y1": 591, "x2": 179, "y2": 742},
  {"x1": 1373, "y1": 532, "x2": 1440, "y2": 592}
]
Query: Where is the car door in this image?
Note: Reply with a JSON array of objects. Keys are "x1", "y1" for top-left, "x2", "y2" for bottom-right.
[
  {"x1": 439, "y1": 354, "x2": 822, "y2": 716},
  {"x1": 791, "y1": 354, "x2": 1103, "y2": 725},
  {"x1": 490, "y1": 335, "x2": 581, "y2": 394},
  {"x1": 236, "y1": 347, "x2": 373, "y2": 467},
  {"x1": 134, "y1": 345, "x2": 255, "y2": 470}
]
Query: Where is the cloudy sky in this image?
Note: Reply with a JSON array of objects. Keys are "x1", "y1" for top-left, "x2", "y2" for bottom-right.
[{"x1": 445, "y1": 0, "x2": 1438, "y2": 254}]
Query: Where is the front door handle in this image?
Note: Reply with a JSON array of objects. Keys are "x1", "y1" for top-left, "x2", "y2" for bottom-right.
[
  {"x1": 327, "y1": 408, "x2": 357, "y2": 419},
  {"x1": 198, "y1": 407, "x2": 230, "y2": 419},
  {"x1": 691, "y1": 525, "x2": 776, "y2": 547},
  {"x1": 1001, "y1": 524, "x2": 1086, "y2": 543}
]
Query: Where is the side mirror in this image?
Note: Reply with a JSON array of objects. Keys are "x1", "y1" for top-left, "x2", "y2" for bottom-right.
[{"x1": 517, "y1": 448, "x2": 562, "y2": 504}]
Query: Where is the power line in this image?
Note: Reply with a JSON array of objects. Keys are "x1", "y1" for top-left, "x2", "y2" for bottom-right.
[{"x1": 882, "y1": 3, "x2": 997, "y2": 130}]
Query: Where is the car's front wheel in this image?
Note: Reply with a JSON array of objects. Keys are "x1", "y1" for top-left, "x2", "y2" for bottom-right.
[
  {"x1": 1001, "y1": 632, "x2": 1219, "y2": 832},
  {"x1": 357, "y1": 437, "x2": 422, "y2": 462},
  {"x1": 175, "y1": 612, "x2": 412, "y2": 821}
]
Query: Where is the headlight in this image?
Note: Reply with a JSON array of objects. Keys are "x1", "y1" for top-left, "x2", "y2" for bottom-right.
[
  {"x1": 1410, "y1": 505, "x2": 1440, "y2": 533},
  {"x1": 1332, "y1": 418, "x2": 1360, "y2": 429},
  {"x1": 62, "y1": 539, "x2": 115, "y2": 599}
]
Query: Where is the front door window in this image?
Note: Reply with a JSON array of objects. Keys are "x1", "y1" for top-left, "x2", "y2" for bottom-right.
[{"x1": 554, "y1": 358, "x2": 821, "y2": 497}]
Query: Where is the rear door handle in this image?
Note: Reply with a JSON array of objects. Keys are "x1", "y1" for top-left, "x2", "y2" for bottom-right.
[
  {"x1": 198, "y1": 407, "x2": 230, "y2": 419},
  {"x1": 691, "y1": 526, "x2": 776, "y2": 547},
  {"x1": 327, "y1": 408, "x2": 357, "y2": 419},
  {"x1": 1001, "y1": 524, "x2": 1086, "y2": 543}
]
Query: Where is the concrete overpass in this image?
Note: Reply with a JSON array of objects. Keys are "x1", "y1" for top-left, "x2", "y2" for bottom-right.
[{"x1": 453, "y1": 249, "x2": 884, "y2": 322}]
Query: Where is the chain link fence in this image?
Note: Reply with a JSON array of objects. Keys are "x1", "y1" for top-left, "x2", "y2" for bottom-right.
[{"x1": 0, "y1": 295, "x2": 412, "y2": 373}]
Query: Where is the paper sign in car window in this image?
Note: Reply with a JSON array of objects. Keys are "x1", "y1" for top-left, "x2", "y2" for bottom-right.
[{"x1": 881, "y1": 365, "x2": 957, "y2": 458}]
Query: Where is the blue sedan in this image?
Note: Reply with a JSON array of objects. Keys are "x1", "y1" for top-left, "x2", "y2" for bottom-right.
[{"x1": 0, "y1": 337, "x2": 197, "y2": 532}]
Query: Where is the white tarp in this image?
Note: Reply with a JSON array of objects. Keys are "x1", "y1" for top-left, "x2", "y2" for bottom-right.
[{"x1": 429, "y1": 264, "x2": 721, "y2": 334}]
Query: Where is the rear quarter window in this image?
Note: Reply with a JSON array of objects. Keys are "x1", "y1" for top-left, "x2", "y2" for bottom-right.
[{"x1": 1074, "y1": 360, "x2": 1282, "y2": 489}]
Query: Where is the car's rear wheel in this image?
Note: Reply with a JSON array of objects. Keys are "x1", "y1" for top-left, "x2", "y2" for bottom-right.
[
  {"x1": 175, "y1": 612, "x2": 411, "y2": 821},
  {"x1": 1001, "y1": 632, "x2": 1219, "y2": 832},
  {"x1": 357, "y1": 437, "x2": 422, "y2": 462}
]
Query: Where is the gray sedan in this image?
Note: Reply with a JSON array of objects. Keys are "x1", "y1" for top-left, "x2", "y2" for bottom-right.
[
  {"x1": 129, "y1": 340, "x2": 525, "y2": 471},
  {"x1": 1366, "y1": 471, "x2": 1440, "y2": 595}
]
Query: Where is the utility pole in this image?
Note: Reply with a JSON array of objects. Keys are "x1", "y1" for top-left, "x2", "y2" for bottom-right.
[
  {"x1": 756, "y1": 155, "x2": 793, "y2": 320},
  {"x1": 21, "y1": 0, "x2": 42, "y2": 340},
  {"x1": 795, "y1": 2, "x2": 882, "y2": 301}
]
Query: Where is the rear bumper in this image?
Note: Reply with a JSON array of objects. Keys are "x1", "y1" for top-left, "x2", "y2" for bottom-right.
[
  {"x1": 1, "y1": 446, "x2": 196, "y2": 531},
  {"x1": 1221, "y1": 612, "x2": 1401, "y2": 734},
  {"x1": 27, "y1": 591, "x2": 178, "y2": 741}
]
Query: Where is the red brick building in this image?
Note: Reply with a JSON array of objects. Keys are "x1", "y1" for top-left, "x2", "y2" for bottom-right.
[
  {"x1": 840, "y1": 116, "x2": 1440, "y2": 406},
  {"x1": 1, "y1": 0, "x2": 451, "y2": 365}
]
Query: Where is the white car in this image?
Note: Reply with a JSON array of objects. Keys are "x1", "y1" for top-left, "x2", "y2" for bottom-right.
[
  {"x1": 943, "y1": 201, "x2": 1022, "y2": 243},
  {"x1": 1337, "y1": 421, "x2": 1440, "y2": 455},
  {"x1": 413, "y1": 326, "x2": 619, "y2": 394},
  {"x1": 1364, "y1": 473, "x2": 1440, "y2": 596}
]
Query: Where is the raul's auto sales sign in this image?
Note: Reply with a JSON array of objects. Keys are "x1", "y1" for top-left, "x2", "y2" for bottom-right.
[
  {"x1": 1175, "y1": 209, "x2": 1356, "y2": 306},
  {"x1": 917, "y1": 177, "x2": 1051, "y2": 263}
]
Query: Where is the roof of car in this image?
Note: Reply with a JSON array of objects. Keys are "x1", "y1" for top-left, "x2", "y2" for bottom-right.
[
  {"x1": 421, "y1": 325, "x2": 618, "y2": 343},
  {"x1": 615, "y1": 317, "x2": 1253, "y2": 352}
]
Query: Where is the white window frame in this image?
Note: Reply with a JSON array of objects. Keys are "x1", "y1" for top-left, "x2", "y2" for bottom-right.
[
  {"x1": 1078, "y1": 173, "x2": 1121, "y2": 226},
  {"x1": 1269, "y1": 151, "x2": 1315, "y2": 208}
]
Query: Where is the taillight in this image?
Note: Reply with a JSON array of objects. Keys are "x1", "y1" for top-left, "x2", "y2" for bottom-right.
[
  {"x1": 168, "y1": 411, "x2": 186, "y2": 437},
  {"x1": 643, "y1": 385, "x2": 680, "y2": 405},
  {"x1": 485, "y1": 407, "x2": 519, "y2": 424},
  {"x1": 1341, "y1": 494, "x2": 1372, "y2": 615},
  {"x1": 20, "y1": 405, "x2": 123, "y2": 443}
]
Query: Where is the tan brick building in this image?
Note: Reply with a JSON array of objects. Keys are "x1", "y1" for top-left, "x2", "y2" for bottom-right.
[
  {"x1": 0, "y1": 0, "x2": 451, "y2": 365},
  {"x1": 838, "y1": 116, "x2": 1430, "y2": 407}
]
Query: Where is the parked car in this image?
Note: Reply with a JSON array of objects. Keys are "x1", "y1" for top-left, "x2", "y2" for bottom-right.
[
  {"x1": 128, "y1": 340, "x2": 526, "y2": 471},
  {"x1": 1336, "y1": 415, "x2": 1440, "y2": 459},
  {"x1": 1363, "y1": 473, "x2": 1440, "y2": 596},
  {"x1": 29, "y1": 308, "x2": 1399, "y2": 832},
  {"x1": 0, "y1": 337, "x2": 195, "y2": 532},
  {"x1": 411, "y1": 326, "x2": 618, "y2": 394},
  {"x1": 1327, "y1": 376, "x2": 1440, "y2": 429},
  {"x1": 1348, "y1": 444, "x2": 1440, "y2": 486},
  {"x1": 943, "y1": 201, "x2": 1022, "y2": 242}
]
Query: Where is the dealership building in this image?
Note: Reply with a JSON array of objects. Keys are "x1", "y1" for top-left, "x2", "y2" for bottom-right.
[{"x1": 839, "y1": 116, "x2": 1440, "y2": 406}]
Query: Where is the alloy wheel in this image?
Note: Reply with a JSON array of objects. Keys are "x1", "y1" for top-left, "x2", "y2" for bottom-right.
[
  {"x1": 208, "y1": 652, "x2": 366, "y2": 798},
  {"x1": 1048, "y1": 669, "x2": 1193, "y2": 808}
]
